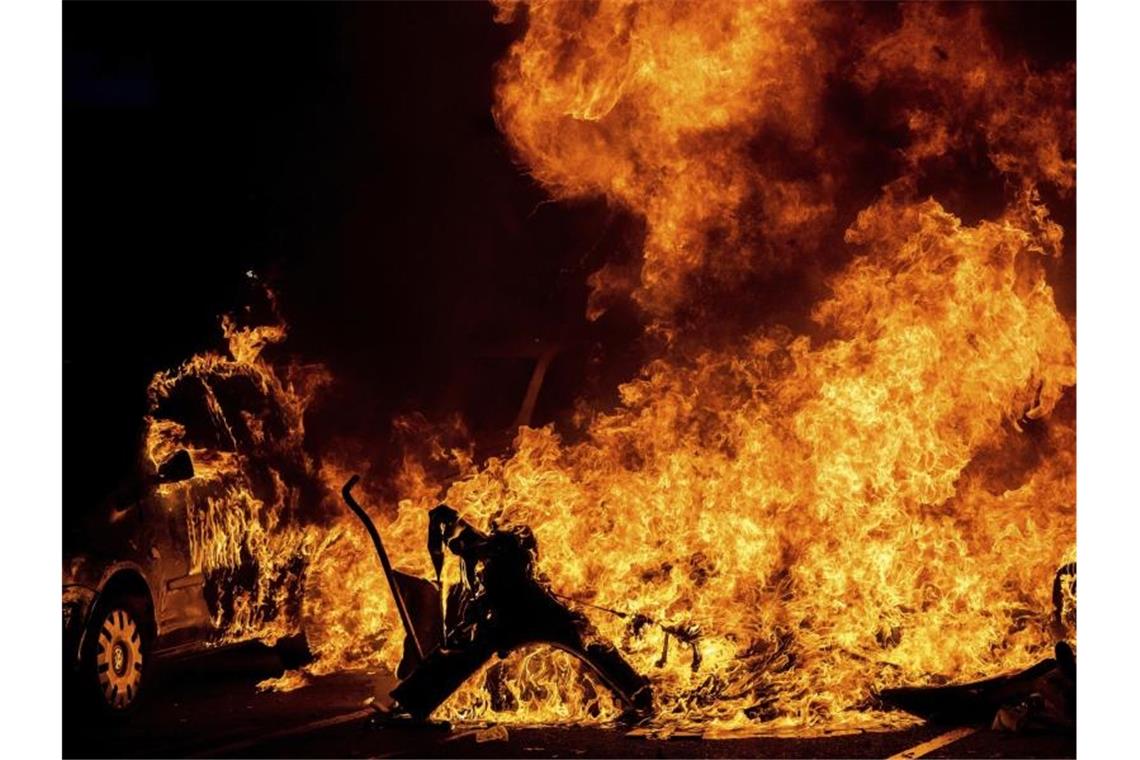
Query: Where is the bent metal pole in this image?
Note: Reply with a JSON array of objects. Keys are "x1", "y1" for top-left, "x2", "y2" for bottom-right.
[{"x1": 341, "y1": 475, "x2": 425, "y2": 662}]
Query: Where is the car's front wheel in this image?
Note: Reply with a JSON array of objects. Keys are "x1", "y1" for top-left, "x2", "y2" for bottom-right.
[{"x1": 81, "y1": 598, "x2": 151, "y2": 715}]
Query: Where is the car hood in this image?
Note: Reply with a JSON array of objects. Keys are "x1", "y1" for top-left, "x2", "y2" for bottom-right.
[{"x1": 63, "y1": 489, "x2": 146, "y2": 587}]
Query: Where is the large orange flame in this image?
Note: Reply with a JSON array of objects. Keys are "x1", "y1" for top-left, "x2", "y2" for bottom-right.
[
  {"x1": 378, "y1": 186, "x2": 1074, "y2": 729},
  {"x1": 147, "y1": 0, "x2": 1075, "y2": 734}
]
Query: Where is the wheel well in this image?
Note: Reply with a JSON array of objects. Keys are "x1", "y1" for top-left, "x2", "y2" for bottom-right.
[{"x1": 97, "y1": 570, "x2": 156, "y2": 642}]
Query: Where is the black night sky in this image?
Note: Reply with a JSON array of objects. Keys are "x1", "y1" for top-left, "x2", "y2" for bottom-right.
[{"x1": 65, "y1": 2, "x2": 647, "y2": 504}]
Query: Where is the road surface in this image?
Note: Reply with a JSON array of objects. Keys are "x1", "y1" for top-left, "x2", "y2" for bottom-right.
[{"x1": 63, "y1": 646, "x2": 1075, "y2": 759}]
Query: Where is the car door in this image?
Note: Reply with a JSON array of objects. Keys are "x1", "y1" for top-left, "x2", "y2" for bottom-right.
[
  {"x1": 147, "y1": 361, "x2": 317, "y2": 647},
  {"x1": 145, "y1": 374, "x2": 239, "y2": 649},
  {"x1": 204, "y1": 370, "x2": 311, "y2": 639}
]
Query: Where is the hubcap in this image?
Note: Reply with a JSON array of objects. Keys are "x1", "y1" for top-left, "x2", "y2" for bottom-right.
[
  {"x1": 95, "y1": 608, "x2": 144, "y2": 709},
  {"x1": 112, "y1": 643, "x2": 127, "y2": 676}
]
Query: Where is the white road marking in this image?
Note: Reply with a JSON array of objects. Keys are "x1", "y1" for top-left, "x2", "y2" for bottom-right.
[
  {"x1": 192, "y1": 707, "x2": 375, "y2": 758},
  {"x1": 886, "y1": 726, "x2": 978, "y2": 760}
]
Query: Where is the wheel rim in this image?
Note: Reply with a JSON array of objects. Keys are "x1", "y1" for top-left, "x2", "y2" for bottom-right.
[{"x1": 95, "y1": 608, "x2": 144, "y2": 709}]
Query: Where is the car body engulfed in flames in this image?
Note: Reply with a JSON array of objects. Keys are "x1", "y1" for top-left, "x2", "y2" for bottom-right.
[{"x1": 63, "y1": 309, "x2": 331, "y2": 713}]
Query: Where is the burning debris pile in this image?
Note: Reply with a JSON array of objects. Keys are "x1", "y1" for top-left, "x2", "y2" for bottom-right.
[{"x1": 144, "y1": 0, "x2": 1075, "y2": 735}]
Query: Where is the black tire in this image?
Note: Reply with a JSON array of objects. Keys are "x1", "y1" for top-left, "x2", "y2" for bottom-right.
[{"x1": 79, "y1": 593, "x2": 153, "y2": 717}]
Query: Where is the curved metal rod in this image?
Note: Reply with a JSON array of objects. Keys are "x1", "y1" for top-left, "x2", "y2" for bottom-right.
[{"x1": 341, "y1": 475, "x2": 425, "y2": 662}]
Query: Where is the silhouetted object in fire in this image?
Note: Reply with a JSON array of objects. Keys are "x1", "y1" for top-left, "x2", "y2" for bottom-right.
[
  {"x1": 881, "y1": 563, "x2": 1076, "y2": 733},
  {"x1": 880, "y1": 641, "x2": 1075, "y2": 733},
  {"x1": 627, "y1": 614, "x2": 703, "y2": 673},
  {"x1": 341, "y1": 476, "x2": 654, "y2": 725}
]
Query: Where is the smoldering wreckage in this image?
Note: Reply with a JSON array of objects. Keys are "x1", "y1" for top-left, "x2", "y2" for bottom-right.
[
  {"x1": 341, "y1": 475, "x2": 1075, "y2": 737},
  {"x1": 65, "y1": 0, "x2": 1077, "y2": 750}
]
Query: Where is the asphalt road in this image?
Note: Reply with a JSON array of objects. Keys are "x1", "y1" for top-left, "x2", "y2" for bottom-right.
[{"x1": 63, "y1": 647, "x2": 1075, "y2": 759}]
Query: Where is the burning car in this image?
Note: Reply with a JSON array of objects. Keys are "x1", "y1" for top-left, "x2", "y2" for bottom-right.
[
  {"x1": 62, "y1": 308, "x2": 577, "y2": 717},
  {"x1": 63, "y1": 316, "x2": 328, "y2": 715}
]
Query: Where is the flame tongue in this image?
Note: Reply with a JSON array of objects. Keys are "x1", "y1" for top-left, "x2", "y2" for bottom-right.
[{"x1": 492, "y1": 0, "x2": 838, "y2": 319}]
